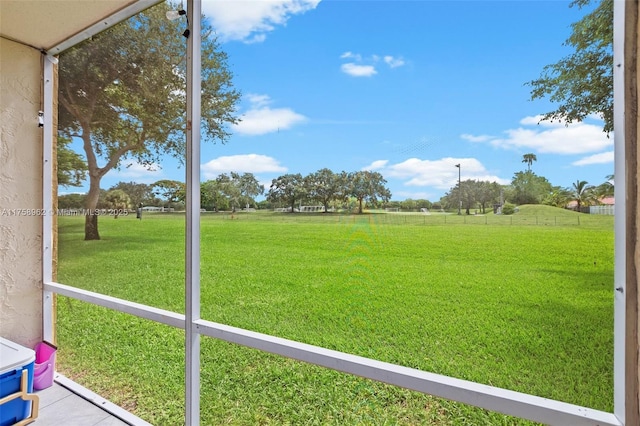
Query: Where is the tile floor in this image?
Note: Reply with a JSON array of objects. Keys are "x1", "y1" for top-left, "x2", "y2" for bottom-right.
[{"x1": 34, "y1": 383, "x2": 130, "y2": 426}]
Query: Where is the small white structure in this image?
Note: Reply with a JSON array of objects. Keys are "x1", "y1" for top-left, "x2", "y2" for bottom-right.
[
  {"x1": 590, "y1": 205, "x2": 615, "y2": 215},
  {"x1": 300, "y1": 205, "x2": 324, "y2": 212}
]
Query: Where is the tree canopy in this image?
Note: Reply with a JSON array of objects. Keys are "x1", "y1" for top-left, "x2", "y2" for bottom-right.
[
  {"x1": 347, "y1": 171, "x2": 392, "y2": 214},
  {"x1": 266, "y1": 174, "x2": 307, "y2": 212},
  {"x1": 305, "y1": 169, "x2": 348, "y2": 213},
  {"x1": 103, "y1": 189, "x2": 131, "y2": 218},
  {"x1": 440, "y1": 180, "x2": 502, "y2": 214},
  {"x1": 58, "y1": 2, "x2": 240, "y2": 239},
  {"x1": 109, "y1": 182, "x2": 157, "y2": 207},
  {"x1": 57, "y1": 136, "x2": 87, "y2": 187},
  {"x1": 509, "y1": 171, "x2": 553, "y2": 205},
  {"x1": 264, "y1": 169, "x2": 392, "y2": 213},
  {"x1": 151, "y1": 180, "x2": 185, "y2": 209},
  {"x1": 521, "y1": 153, "x2": 537, "y2": 171},
  {"x1": 527, "y1": 0, "x2": 613, "y2": 133},
  {"x1": 571, "y1": 179, "x2": 596, "y2": 211},
  {"x1": 201, "y1": 172, "x2": 264, "y2": 211}
]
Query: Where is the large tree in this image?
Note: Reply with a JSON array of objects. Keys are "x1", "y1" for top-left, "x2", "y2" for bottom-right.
[
  {"x1": 201, "y1": 179, "x2": 227, "y2": 211},
  {"x1": 215, "y1": 173, "x2": 242, "y2": 211},
  {"x1": 347, "y1": 171, "x2": 391, "y2": 214},
  {"x1": 151, "y1": 180, "x2": 185, "y2": 210},
  {"x1": 527, "y1": 0, "x2": 613, "y2": 133},
  {"x1": 233, "y1": 172, "x2": 265, "y2": 208},
  {"x1": 109, "y1": 181, "x2": 157, "y2": 207},
  {"x1": 475, "y1": 181, "x2": 502, "y2": 214},
  {"x1": 58, "y1": 2, "x2": 240, "y2": 239},
  {"x1": 305, "y1": 168, "x2": 346, "y2": 213},
  {"x1": 509, "y1": 171, "x2": 553, "y2": 205},
  {"x1": 440, "y1": 180, "x2": 500, "y2": 214},
  {"x1": 266, "y1": 174, "x2": 307, "y2": 212}
]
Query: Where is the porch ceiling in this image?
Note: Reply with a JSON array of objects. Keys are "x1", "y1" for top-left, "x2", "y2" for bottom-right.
[{"x1": 0, "y1": 0, "x2": 155, "y2": 53}]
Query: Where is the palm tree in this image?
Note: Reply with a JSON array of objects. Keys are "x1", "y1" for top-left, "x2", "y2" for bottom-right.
[
  {"x1": 522, "y1": 153, "x2": 537, "y2": 171},
  {"x1": 595, "y1": 176, "x2": 614, "y2": 199},
  {"x1": 571, "y1": 180, "x2": 595, "y2": 212},
  {"x1": 543, "y1": 186, "x2": 572, "y2": 208}
]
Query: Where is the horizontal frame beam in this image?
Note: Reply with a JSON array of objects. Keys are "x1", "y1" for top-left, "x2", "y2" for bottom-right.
[
  {"x1": 44, "y1": 282, "x2": 185, "y2": 329},
  {"x1": 194, "y1": 319, "x2": 621, "y2": 426},
  {"x1": 44, "y1": 282, "x2": 622, "y2": 425}
]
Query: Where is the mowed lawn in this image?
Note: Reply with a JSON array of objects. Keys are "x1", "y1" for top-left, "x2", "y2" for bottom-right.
[{"x1": 56, "y1": 209, "x2": 614, "y2": 425}]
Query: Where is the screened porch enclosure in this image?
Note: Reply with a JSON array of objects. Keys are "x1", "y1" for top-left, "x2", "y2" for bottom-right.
[{"x1": 1, "y1": 0, "x2": 638, "y2": 424}]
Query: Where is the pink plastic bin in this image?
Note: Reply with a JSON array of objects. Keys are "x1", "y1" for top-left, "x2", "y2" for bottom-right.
[{"x1": 33, "y1": 341, "x2": 56, "y2": 390}]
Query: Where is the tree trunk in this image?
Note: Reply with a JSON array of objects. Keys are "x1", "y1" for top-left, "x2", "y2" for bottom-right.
[
  {"x1": 84, "y1": 214, "x2": 100, "y2": 240},
  {"x1": 358, "y1": 198, "x2": 363, "y2": 214},
  {"x1": 84, "y1": 173, "x2": 101, "y2": 240}
]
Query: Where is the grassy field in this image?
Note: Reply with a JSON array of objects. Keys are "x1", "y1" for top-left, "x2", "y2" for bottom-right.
[{"x1": 56, "y1": 207, "x2": 614, "y2": 425}]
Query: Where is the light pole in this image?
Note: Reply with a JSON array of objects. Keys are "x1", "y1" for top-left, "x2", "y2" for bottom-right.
[{"x1": 455, "y1": 163, "x2": 461, "y2": 215}]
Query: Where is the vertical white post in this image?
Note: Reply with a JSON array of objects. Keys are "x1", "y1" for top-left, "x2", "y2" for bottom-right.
[
  {"x1": 42, "y1": 54, "x2": 57, "y2": 344},
  {"x1": 612, "y1": 0, "x2": 626, "y2": 423},
  {"x1": 185, "y1": 0, "x2": 202, "y2": 424}
]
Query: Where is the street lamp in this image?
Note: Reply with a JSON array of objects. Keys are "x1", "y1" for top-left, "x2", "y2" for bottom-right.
[{"x1": 455, "y1": 163, "x2": 461, "y2": 215}]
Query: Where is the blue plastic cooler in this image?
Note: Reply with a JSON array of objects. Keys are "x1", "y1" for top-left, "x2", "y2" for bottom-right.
[{"x1": 0, "y1": 337, "x2": 36, "y2": 426}]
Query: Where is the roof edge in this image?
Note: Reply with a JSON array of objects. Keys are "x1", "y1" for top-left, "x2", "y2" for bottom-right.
[{"x1": 47, "y1": 0, "x2": 163, "y2": 55}]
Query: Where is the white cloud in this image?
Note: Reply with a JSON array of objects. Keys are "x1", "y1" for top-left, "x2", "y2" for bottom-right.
[
  {"x1": 383, "y1": 55, "x2": 405, "y2": 68},
  {"x1": 469, "y1": 115, "x2": 611, "y2": 155},
  {"x1": 572, "y1": 151, "x2": 614, "y2": 166},
  {"x1": 519, "y1": 115, "x2": 548, "y2": 126},
  {"x1": 202, "y1": 154, "x2": 287, "y2": 179},
  {"x1": 371, "y1": 157, "x2": 508, "y2": 190},
  {"x1": 202, "y1": 0, "x2": 321, "y2": 43},
  {"x1": 461, "y1": 133, "x2": 492, "y2": 143},
  {"x1": 362, "y1": 160, "x2": 388, "y2": 170},
  {"x1": 340, "y1": 51, "x2": 361, "y2": 60},
  {"x1": 339, "y1": 52, "x2": 405, "y2": 77},
  {"x1": 246, "y1": 93, "x2": 271, "y2": 108},
  {"x1": 341, "y1": 63, "x2": 377, "y2": 77},
  {"x1": 233, "y1": 94, "x2": 307, "y2": 135}
]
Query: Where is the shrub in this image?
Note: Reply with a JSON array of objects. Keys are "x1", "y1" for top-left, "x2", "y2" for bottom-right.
[{"x1": 501, "y1": 202, "x2": 516, "y2": 215}]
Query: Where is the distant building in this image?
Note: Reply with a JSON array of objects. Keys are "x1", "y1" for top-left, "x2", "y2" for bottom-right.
[{"x1": 567, "y1": 197, "x2": 615, "y2": 215}]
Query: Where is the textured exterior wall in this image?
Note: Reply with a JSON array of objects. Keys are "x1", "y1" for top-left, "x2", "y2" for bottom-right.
[{"x1": 0, "y1": 38, "x2": 44, "y2": 348}]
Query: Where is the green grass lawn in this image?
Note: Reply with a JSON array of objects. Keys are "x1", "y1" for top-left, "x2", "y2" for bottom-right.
[{"x1": 56, "y1": 209, "x2": 614, "y2": 425}]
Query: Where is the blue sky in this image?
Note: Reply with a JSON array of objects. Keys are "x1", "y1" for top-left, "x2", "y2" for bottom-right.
[{"x1": 65, "y1": 0, "x2": 613, "y2": 201}]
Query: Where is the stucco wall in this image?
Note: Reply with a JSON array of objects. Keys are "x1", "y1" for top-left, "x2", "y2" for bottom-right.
[{"x1": 0, "y1": 38, "x2": 44, "y2": 348}]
